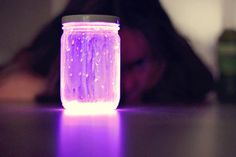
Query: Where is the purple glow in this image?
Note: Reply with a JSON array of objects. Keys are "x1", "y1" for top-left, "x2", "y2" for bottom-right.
[
  {"x1": 58, "y1": 111, "x2": 121, "y2": 157},
  {"x1": 61, "y1": 22, "x2": 120, "y2": 111}
]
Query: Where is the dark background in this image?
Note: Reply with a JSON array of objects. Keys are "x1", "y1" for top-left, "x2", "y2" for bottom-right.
[{"x1": 0, "y1": 0, "x2": 226, "y2": 77}]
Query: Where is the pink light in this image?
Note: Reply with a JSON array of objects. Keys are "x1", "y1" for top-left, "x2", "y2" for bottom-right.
[
  {"x1": 63, "y1": 101, "x2": 118, "y2": 116},
  {"x1": 61, "y1": 18, "x2": 120, "y2": 112},
  {"x1": 58, "y1": 110, "x2": 121, "y2": 157}
]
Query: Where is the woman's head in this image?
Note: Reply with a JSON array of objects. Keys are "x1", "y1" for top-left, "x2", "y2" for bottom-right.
[{"x1": 120, "y1": 27, "x2": 165, "y2": 104}]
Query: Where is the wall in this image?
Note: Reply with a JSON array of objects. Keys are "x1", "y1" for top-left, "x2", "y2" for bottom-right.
[
  {"x1": 0, "y1": 0, "x2": 50, "y2": 64},
  {"x1": 51, "y1": 0, "x2": 69, "y2": 17},
  {"x1": 160, "y1": 0, "x2": 223, "y2": 76}
]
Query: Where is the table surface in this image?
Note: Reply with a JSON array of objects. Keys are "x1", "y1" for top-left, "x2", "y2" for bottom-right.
[{"x1": 0, "y1": 103, "x2": 236, "y2": 157}]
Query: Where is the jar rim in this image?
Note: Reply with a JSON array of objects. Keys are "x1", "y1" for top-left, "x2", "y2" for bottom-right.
[{"x1": 62, "y1": 14, "x2": 120, "y2": 24}]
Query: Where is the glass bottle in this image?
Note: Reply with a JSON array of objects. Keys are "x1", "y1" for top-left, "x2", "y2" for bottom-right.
[
  {"x1": 217, "y1": 30, "x2": 236, "y2": 103},
  {"x1": 60, "y1": 15, "x2": 120, "y2": 110},
  {"x1": 217, "y1": 0, "x2": 236, "y2": 103}
]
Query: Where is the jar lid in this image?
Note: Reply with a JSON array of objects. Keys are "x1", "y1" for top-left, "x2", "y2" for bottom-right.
[{"x1": 62, "y1": 14, "x2": 120, "y2": 24}]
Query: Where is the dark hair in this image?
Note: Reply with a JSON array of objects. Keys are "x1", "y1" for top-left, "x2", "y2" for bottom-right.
[{"x1": 5, "y1": 0, "x2": 214, "y2": 104}]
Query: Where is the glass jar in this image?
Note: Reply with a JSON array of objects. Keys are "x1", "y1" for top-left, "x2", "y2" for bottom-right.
[{"x1": 61, "y1": 15, "x2": 120, "y2": 111}]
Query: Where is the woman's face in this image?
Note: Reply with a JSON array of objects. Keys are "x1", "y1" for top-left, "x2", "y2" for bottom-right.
[{"x1": 120, "y1": 27, "x2": 164, "y2": 104}]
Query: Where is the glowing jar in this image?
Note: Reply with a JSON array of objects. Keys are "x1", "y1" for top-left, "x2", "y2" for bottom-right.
[{"x1": 61, "y1": 15, "x2": 120, "y2": 111}]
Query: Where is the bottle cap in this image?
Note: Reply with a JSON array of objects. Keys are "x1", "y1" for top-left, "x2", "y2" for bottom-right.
[{"x1": 62, "y1": 14, "x2": 120, "y2": 24}]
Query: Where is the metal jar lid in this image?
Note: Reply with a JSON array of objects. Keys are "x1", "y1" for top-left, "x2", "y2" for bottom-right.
[{"x1": 62, "y1": 14, "x2": 120, "y2": 24}]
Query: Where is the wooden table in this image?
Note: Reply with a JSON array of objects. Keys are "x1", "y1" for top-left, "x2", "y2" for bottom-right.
[{"x1": 0, "y1": 103, "x2": 236, "y2": 157}]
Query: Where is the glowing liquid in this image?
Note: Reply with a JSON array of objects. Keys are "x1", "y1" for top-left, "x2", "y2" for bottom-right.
[{"x1": 61, "y1": 22, "x2": 120, "y2": 110}]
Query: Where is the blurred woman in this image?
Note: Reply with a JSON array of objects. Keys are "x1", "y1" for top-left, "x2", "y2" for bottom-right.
[{"x1": 0, "y1": 0, "x2": 214, "y2": 106}]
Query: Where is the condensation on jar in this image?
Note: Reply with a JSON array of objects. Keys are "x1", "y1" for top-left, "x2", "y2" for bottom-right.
[{"x1": 60, "y1": 15, "x2": 120, "y2": 111}]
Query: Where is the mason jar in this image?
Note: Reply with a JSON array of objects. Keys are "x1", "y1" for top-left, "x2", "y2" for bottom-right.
[{"x1": 60, "y1": 15, "x2": 120, "y2": 111}]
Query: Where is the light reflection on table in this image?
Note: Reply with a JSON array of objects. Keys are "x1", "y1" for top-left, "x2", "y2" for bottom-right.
[{"x1": 58, "y1": 110, "x2": 121, "y2": 157}]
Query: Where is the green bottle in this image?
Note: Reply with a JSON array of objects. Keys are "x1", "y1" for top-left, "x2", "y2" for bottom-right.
[{"x1": 217, "y1": 29, "x2": 236, "y2": 103}]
